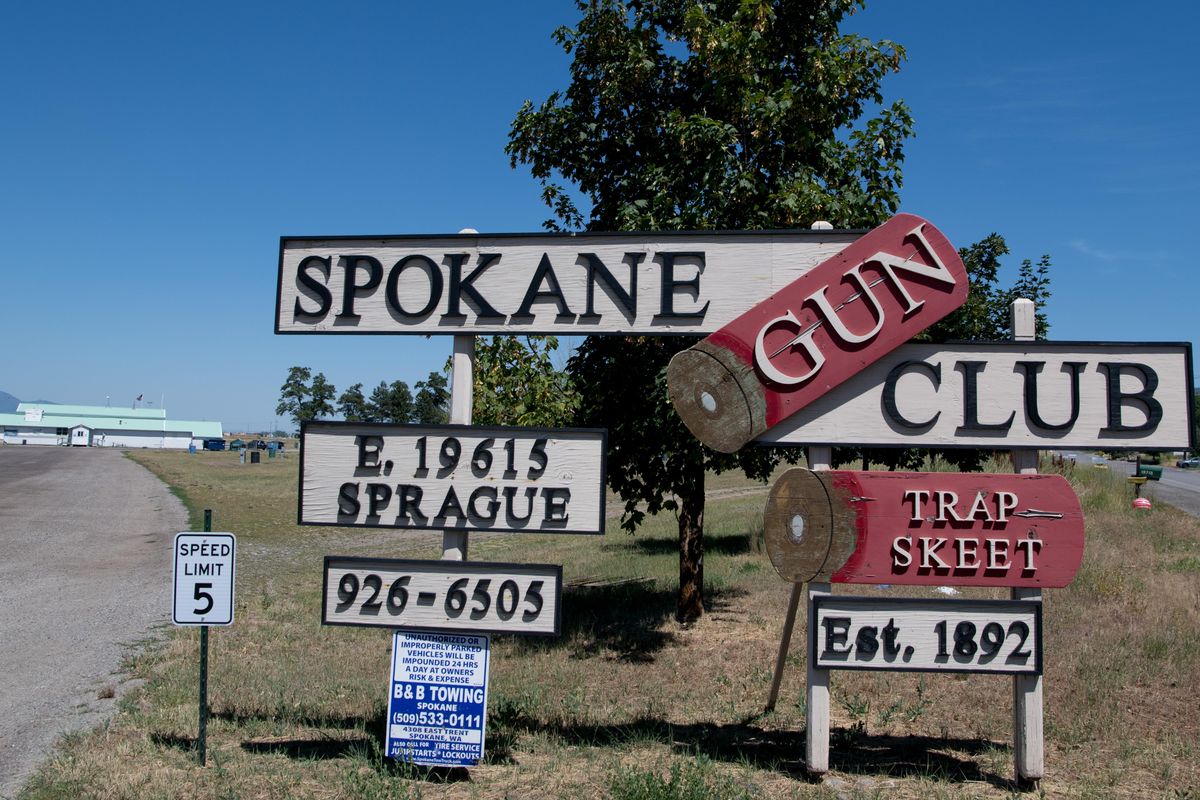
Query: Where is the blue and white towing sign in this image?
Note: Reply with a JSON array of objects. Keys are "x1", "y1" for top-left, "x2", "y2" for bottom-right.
[{"x1": 386, "y1": 631, "x2": 490, "y2": 766}]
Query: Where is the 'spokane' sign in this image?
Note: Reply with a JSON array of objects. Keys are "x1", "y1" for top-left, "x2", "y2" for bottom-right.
[{"x1": 276, "y1": 229, "x2": 859, "y2": 335}]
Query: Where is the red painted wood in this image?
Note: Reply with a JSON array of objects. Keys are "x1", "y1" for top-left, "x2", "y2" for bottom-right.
[
  {"x1": 707, "y1": 213, "x2": 967, "y2": 431},
  {"x1": 828, "y1": 471, "x2": 1084, "y2": 588}
]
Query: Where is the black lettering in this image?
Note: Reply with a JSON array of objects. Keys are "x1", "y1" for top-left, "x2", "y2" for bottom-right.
[
  {"x1": 468, "y1": 486, "x2": 499, "y2": 523},
  {"x1": 882, "y1": 618, "x2": 901, "y2": 658},
  {"x1": 1099, "y1": 362, "x2": 1163, "y2": 433},
  {"x1": 397, "y1": 485, "x2": 426, "y2": 525},
  {"x1": 542, "y1": 487, "x2": 570, "y2": 524},
  {"x1": 336, "y1": 255, "x2": 383, "y2": 321},
  {"x1": 822, "y1": 617, "x2": 852, "y2": 656},
  {"x1": 515, "y1": 253, "x2": 573, "y2": 318},
  {"x1": 443, "y1": 253, "x2": 502, "y2": 319},
  {"x1": 356, "y1": 435, "x2": 383, "y2": 471},
  {"x1": 386, "y1": 255, "x2": 442, "y2": 318},
  {"x1": 1018, "y1": 361, "x2": 1084, "y2": 431},
  {"x1": 883, "y1": 360, "x2": 941, "y2": 429},
  {"x1": 293, "y1": 255, "x2": 332, "y2": 320},
  {"x1": 503, "y1": 486, "x2": 537, "y2": 525},
  {"x1": 579, "y1": 252, "x2": 641, "y2": 319},
  {"x1": 656, "y1": 251, "x2": 709, "y2": 319},
  {"x1": 337, "y1": 482, "x2": 360, "y2": 516},
  {"x1": 434, "y1": 486, "x2": 466, "y2": 523},
  {"x1": 958, "y1": 361, "x2": 1015, "y2": 433},
  {"x1": 366, "y1": 483, "x2": 392, "y2": 517},
  {"x1": 855, "y1": 625, "x2": 879, "y2": 657}
]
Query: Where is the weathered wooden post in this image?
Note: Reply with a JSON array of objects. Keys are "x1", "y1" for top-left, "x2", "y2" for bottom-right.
[
  {"x1": 444, "y1": 333, "x2": 474, "y2": 562},
  {"x1": 804, "y1": 446, "x2": 832, "y2": 775},
  {"x1": 1009, "y1": 297, "x2": 1043, "y2": 786}
]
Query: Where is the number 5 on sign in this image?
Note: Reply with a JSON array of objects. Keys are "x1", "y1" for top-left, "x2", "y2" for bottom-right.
[{"x1": 173, "y1": 533, "x2": 236, "y2": 626}]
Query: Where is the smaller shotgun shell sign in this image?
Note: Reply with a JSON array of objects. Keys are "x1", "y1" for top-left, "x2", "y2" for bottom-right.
[
  {"x1": 667, "y1": 213, "x2": 967, "y2": 452},
  {"x1": 763, "y1": 469, "x2": 1084, "y2": 588}
]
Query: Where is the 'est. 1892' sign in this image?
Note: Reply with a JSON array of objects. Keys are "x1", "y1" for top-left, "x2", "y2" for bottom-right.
[{"x1": 299, "y1": 422, "x2": 607, "y2": 535}]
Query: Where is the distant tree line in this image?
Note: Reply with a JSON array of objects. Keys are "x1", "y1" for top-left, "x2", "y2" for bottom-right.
[{"x1": 275, "y1": 366, "x2": 449, "y2": 430}]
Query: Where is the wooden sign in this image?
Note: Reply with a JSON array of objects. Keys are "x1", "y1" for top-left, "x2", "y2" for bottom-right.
[
  {"x1": 277, "y1": 229, "x2": 859, "y2": 335},
  {"x1": 756, "y1": 341, "x2": 1194, "y2": 450},
  {"x1": 764, "y1": 469, "x2": 1084, "y2": 588},
  {"x1": 813, "y1": 596, "x2": 1042, "y2": 674},
  {"x1": 323, "y1": 557, "x2": 561, "y2": 636},
  {"x1": 667, "y1": 214, "x2": 968, "y2": 452},
  {"x1": 300, "y1": 422, "x2": 606, "y2": 534}
]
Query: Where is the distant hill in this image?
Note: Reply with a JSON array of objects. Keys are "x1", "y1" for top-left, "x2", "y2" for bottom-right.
[{"x1": 0, "y1": 390, "x2": 18, "y2": 413}]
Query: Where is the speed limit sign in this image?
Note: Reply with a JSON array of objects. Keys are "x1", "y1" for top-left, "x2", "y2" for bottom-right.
[{"x1": 172, "y1": 532, "x2": 236, "y2": 626}]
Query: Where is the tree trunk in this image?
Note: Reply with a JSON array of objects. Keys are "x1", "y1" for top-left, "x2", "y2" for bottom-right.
[{"x1": 676, "y1": 462, "x2": 706, "y2": 623}]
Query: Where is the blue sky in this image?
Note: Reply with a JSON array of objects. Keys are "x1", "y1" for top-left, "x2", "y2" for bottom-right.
[{"x1": 2, "y1": 1, "x2": 1196, "y2": 432}]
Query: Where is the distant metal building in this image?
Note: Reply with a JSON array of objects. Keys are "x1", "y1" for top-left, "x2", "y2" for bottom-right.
[{"x1": 0, "y1": 403, "x2": 222, "y2": 449}]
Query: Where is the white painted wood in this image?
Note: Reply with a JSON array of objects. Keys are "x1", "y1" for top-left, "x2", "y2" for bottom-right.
[
  {"x1": 300, "y1": 422, "x2": 606, "y2": 534},
  {"x1": 806, "y1": 581, "x2": 831, "y2": 775},
  {"x1": 759, "y1": 342, "x2": 1193, "y2": 450},
  {"x1": 277, "y1": 231, "x2": 859, "y2": 334},
  {"x1": 323, "y1": 557, "x2": 560, "y2": 635},
  {"x1": 1010, "y1": 298, "x2": 1044, "y2": 784},
  {"x1": 804, "y1": 445, "x2": 831, "y2": 774},
  {"x1": 812, "y1": 597, "x2": 1041, "y2": 674},
  {"x1": 444, "y1": 335, "x2": 474, "y2": 561},
  {"x1": 1012, "y1": 298, "x2": 1036, "y2": 342}
]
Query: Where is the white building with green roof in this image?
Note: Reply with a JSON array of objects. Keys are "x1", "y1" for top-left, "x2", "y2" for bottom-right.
[{"x1": 0, "y1": 403, "x2": 222, "y2": 449}]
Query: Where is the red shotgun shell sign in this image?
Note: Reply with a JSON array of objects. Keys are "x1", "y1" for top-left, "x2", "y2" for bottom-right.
[
  {"x1": 763, "y1": 469, "x2": 1085, "y2": 588},
  {"x1": 667, "y1": 213, "x2": 968, "y2": 452}
]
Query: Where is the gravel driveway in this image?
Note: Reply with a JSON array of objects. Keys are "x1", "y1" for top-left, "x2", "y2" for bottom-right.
[{"x1": 0, "y1": 446, "x2": 186, "y2": 798}]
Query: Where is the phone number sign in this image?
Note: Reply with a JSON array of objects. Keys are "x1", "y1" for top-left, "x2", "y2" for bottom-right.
[{"x1": 387, "y1": 631, "x2": 490, "y2": 766}]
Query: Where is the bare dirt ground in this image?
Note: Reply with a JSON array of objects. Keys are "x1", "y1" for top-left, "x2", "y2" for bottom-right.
[{"x1": 0, "y1": 446, "x2": 186, "y2": 798}]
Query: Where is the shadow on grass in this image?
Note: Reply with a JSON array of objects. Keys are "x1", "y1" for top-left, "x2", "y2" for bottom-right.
[
  {"x1": 606, "y1": 533, "x2": 753, "y2": 557},
  {"x1": 510, "y1": 582, "x2": 748, "y2": 662},
  {"x1": 496, "y1": 714, "x2": 1015, "y2": 790},
  {"x1": 240, "y1": 736, "x2": 371, "y2": 759}
]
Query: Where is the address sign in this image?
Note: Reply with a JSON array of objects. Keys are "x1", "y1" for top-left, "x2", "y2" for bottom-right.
[{"x1": 300, "y1": 422, "x2": 606, "y2": 534}]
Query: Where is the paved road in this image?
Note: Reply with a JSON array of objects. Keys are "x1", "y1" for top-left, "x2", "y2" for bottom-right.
[
  {"x1": 0, "y1": 446, "x2": 185, "y2": 798},
  {"x1": 1100, "y1": 457, "x2": 1200, "y2": 518}
]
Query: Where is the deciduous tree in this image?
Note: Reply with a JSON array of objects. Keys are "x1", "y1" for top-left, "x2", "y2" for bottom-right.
[
  {"x1": 472, "y1": 336, "x2": 580, "y2": 426},
  {"x1": 508, "y1": 0, "x2": 912, "y2": 621},
  {"x1": 413, "y1": 372, "x2": 450, "y2": 424}
]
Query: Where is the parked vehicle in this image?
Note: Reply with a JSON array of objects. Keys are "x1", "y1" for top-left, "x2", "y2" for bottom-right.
[
  {"x1": 248, "y1": 439, "x2": 268, "y2": 450},
  {"x1": 202, "y1": 438, "x2": 226, "y2": 451},
  {"x1": 1179, "y1": 457, "x2": 1200, "y2": 469}
]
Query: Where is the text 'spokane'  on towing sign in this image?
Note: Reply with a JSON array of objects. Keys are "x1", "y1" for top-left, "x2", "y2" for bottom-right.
[{"x1": 299, "y1": 422, "x2": 606, "y2": 534}]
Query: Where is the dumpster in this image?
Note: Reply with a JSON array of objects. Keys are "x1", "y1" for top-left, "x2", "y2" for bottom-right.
[{"x1": 250, "y1": 450, "x2": 261, "y2": 464}]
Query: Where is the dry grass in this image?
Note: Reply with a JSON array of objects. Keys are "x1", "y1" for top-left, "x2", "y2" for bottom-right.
[{"x1": 17, "y1": 450, "x2": 1200, "y2": 799}]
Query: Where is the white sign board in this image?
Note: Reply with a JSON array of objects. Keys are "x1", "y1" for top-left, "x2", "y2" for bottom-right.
[
  {"x1": 276, "y1": 230, "x2": 860, "y2": 335},
  {"x1": 759, "y1": 341, "x2": 1194, "y2": 451},
  {"x1": 387, "y1": 631, "x2": 489, "y2": 766},
  {"x1": 172, "y1": 533, "x2": 236, "y2": 626},
  {"x1": 323, "y1": 557, "x2": 561, "y2": 636},
  {"x1": 812, "y1": 596, "x2": 1041, "y2": 675},
  {"x1": 300, "y1": 422, "x2": 606, "y2": 534}
]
